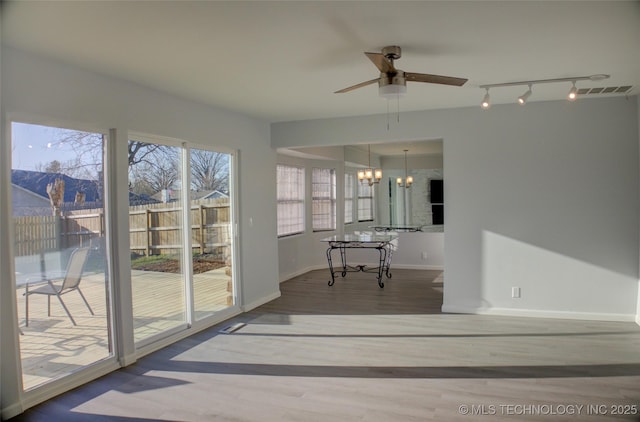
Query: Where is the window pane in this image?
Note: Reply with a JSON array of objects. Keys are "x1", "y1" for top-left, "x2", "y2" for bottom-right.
[
  {"x1": 190, "y1": 148, "x2": 234, "y2": 319},
  {"x1": 128, "y1": 140, "x2": 185, "y2": 343},
  {"x1": 358, "y1": 181, "x2": 375, "y2": 221},
  {"x1": 344, "y1": 173, "x2": 354, "y2": 224},
  {"x1": 12, "y1": 122, "x2": 112, "y2": 390},
  {"x1": 277, "y1": 165, "x2": 304, "y2": 236},
  {"x1": 312, "y1": 168, "x2": 336, "y2": 231}
]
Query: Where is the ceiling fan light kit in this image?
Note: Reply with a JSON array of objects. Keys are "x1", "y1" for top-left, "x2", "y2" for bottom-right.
[
  {"x1": 479, "y1": 74, "x2": 610, "y2": 109},
  {"x1": 335, "y1": 45, "x2": 468, "y2": 98}
]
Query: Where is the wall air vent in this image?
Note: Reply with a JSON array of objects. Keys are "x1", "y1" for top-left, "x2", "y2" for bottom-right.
[{"x1": 576, "y1": 86, "x2": 632, "y2": 95}]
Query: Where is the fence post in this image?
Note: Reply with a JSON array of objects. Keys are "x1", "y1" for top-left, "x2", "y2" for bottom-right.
[
  {"x1": 199, "y1": 204, "x2": 205, "y2": 254},
  {"x1": 145, "y1": 209, "x2": 151, "y2": 256}
]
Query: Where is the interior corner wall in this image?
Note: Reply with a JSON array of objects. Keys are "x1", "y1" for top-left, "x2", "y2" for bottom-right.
[
  {"x1": 276, "y1": 153, "x2": 348, "y2": 282},
  {"x1": 272, "y1": 95, "x2": 640, "y2": 321}
]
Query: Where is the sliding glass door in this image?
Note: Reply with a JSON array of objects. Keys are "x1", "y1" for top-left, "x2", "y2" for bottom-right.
[
  {"x1": 128, "y1": 139, "x2": 186, "y2": 343},
  {"x1": 128, "y1": 136, "x2": 236, "y2": 345},
  {"x1": 189, "y1": 148, "x2": 234, "y2": 320}
]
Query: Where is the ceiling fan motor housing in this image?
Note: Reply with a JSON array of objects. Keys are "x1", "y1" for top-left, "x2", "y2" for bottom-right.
[
  {"x1": 382, "y1": 45, "x2": 402, "y2": 60},
  {"x1": 379, "y1": 70, "x2": 407, "y2": 87}
]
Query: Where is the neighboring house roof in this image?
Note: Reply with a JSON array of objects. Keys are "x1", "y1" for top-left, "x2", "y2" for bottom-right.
[
  {"x1": 151, "y1": 189, "x2": 229, "y2": 202},
  {"x1": 11, "y1": 169, "x2": 101, "y2": 203},
  {"x1": 128, "y1": 191, "x2": 160, "y2": 205},
  {"x1": 11, "y1": 183, "x2": 51, "y2": 204},
  {"x1": 198, "y1": 190, "x2": 229, "y2": 200}
]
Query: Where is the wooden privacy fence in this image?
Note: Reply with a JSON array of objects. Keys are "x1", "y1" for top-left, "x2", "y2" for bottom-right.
[
  {"x1": 13, "y1": 199, "x2": 231, "y2": 258},
  {"x1": 129, "y1": 200, "x2": 231, "y2": 258}
]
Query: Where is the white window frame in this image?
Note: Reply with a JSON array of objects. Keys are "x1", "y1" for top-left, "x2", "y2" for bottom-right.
[
  {"x1": 344, "y1": 172, "x2": 355, "y2": 224},
  {"x1": 312, "y1": 167, "x2": 336, "y2": 232},
  {"x1": 277, "y1": 164, "x2": 305, "y2": 237},
  {"x1": 357, "y1": 181, "x2": 375, "y2": 222}
]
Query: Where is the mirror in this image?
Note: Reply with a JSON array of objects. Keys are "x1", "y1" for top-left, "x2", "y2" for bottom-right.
[{"x1": 347, "y1": 140, "x2": 443, "y2": 227}]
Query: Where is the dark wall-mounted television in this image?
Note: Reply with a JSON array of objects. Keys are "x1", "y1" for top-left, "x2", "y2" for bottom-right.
[{"x1": 430, "y1": 179, "x2": 443, "y2": 204}]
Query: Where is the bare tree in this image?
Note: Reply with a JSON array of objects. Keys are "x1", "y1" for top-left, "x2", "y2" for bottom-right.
[
  {"x1": 190, "y1": 150, "x2": 229, "y2": 192},
  {"x1": 128, "y1": 147, "x2": 179, "y2": 197},
  {"x1": 52, "y1": 129, "x2": 169, "y2": 174},
  {"x1": 35, "y1": 160, "x2": 63, "y2": 174}
]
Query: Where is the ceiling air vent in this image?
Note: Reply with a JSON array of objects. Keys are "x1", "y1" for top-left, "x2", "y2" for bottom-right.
[{"x1": 576, "y1": 86, "x2": 633, "y2": 95}]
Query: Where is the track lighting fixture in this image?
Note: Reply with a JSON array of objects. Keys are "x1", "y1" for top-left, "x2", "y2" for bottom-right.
[
  {"x1": 567, "y1": 82, "x2": 578, "y2": 102},
  {"x1": 481, "y1": 88, "x2": 491, "y2": 109},
  {"x1": 517, "y1": 85, "x2": 532, "y2": 105},
  {"x1": 479, "y1": 74, "x2": 609, "y2": 109}
]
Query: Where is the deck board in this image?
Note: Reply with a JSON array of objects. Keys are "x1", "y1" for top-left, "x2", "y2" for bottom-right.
[{"x1": 16, "y1": 268, "x2": 232, "y2": 389}]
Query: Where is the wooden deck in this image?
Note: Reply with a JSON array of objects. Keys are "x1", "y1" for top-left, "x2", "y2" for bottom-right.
[{"x1": 16, "y1": 268, "x2": 232, "y2": 390}]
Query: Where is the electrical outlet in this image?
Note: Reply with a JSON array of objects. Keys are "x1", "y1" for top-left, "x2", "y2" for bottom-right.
[
  {"x1": 512, "y1": 287, "x2": 521, "y2": 298},
  {"x1": 421, "y1": 251, "x2": 428, "y2": 260}
]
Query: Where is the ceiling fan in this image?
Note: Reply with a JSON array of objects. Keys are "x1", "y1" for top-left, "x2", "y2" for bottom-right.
[{"x1": 335, "y1": 46, "x2": 468, "y2": 97}]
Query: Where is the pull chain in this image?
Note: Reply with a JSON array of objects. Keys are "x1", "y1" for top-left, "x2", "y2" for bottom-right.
[{"x1": 386, "y1": 100, "x2": 390, "y2": 131}]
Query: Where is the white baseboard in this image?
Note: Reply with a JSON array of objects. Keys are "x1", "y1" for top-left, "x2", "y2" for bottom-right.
[
  {"x1": 279, "y1": 265, "x2": 326, "y2": 283},
  {"x1": 2, "y1": 402, "x2": 24, "y2": 421},
  {"x1": 442, "y1": 304, "x2": 636, "y2": 322},
  {"x1": 636, "y1": 313, "x2": 640, "y2": 326},
  {"x1": 242, "y1": 291, "x2": 281, "y2": 312},
  {"x1": 0, "y1": 403, "x2": 25, "y2": 421}
]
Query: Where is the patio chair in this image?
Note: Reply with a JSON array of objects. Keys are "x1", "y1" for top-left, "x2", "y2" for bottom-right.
[{"x1": 24, "y1": 247, "x2": 95, "y2": 326}]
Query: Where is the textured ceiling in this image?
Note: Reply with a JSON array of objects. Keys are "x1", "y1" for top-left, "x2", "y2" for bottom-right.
[{"x1": 2, "y1": 1, "x2": 640, "y2": 125}]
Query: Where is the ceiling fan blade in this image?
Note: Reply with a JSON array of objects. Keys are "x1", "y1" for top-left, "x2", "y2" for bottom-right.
[
  {"x1": 406, "y1": 72, "x2": 468, "y2": 86},
  {"x1": 334, "y1": 78, "x2": 379, "y2": 94},
  {"x1": 365, "y1": 52, "x2": 396, "y2": 74}
]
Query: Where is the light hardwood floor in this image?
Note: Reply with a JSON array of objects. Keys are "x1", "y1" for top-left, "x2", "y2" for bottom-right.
[{"x1": 12, "y1": 269, "x2": 640, "y2": 421}]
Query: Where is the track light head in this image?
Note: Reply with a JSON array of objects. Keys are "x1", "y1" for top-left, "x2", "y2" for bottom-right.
[
  {"x1": 567, "y1": 82, "x2": 578, "y2": 102},
  {"x1": 481, "y1": 89, "x2": 491, "y2": 110},
  {"x1": 517, "y1": 85, "x2": 532, "y2": 105}
]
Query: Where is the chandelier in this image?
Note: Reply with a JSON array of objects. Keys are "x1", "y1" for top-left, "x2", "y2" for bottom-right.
[
  {"x1": 357, "y1": 144, "x2": 382, "y2": 186},
  {"x1": 396, "y1": 149, "x2": 413, "y2": 188}
]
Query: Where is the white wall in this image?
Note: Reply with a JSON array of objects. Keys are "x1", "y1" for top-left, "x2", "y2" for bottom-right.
[
  {"x1": 272, "y1": 96, "x2": 640, "y2": 321},
  {"x1": 1, "y1": 47, "x2": 280, "y2": 416}
]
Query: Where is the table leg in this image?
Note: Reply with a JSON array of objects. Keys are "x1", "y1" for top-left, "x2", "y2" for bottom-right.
[
  {"x1": 326, "y1": 246, "x2": 336, "y2": 286},
  {"x1": 384, "y1": 244, "x2": 394, "y2": 278},
  {"x1": 339, "y1": 245, "x2": 348, "y2": 276},
  {"x1": 376, "y1": 246, "x2": 387, "y2": 288}
]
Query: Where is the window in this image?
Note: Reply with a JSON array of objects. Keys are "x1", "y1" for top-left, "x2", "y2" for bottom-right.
[
  {"x1": 11, "y1": 121, "x2": 113, "y2": 390},
  {"x1": 344, "y1": 172, "x2": 354, "y2": 224},
  {"x1": 357, "y1": 181, "x2": 375, "y2": 221},
  {"x1": 277, "y1": 165, "x2": 305, "y2": 236},
  {"x1": 312, "y1": 167, "x2": 336, "y2": 231}
]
